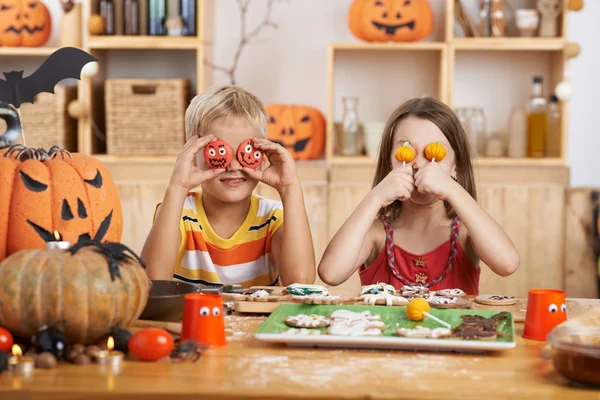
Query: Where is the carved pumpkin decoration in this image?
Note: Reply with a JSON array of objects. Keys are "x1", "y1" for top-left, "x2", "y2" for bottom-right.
[
  {"x1": 0, "y1": 145, "x2": 123, "y2": 262},
  {"x1": 0, "y1": 0, "x2": 52, "y2": 47},
  {"x1": 348, "y1": 0, "x2": 434, "y2": 43},
  {"x1": 394, "y1": 141, "x2": 415, "y2": 164},
  {"x1": 204, "y1": 139, "x2": 233, "y2": 169},
  {"x1": 0, "y1": 240, "x2": 149, "y2": 344},
  {"x1": 265, "y1": 104, "x2": 325, "y2": 160},
  {"x1": 237, "y1": 139, "x2": 263, "y2": 169},
  {"x1": 425, "y1": 141, "x2": 446, "y2": 162}
]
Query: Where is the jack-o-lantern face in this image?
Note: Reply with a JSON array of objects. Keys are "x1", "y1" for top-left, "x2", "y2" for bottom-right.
[
  {"x1": 0, "y1": 0, "x2": 52, "y2": 47},
  {"x1": 348, "y1": 0, "x2": 434, "y2": 42},
  {"x1": 237, "y1": 139, "x2": 263, "y2": 169},
  {"x1": 204, "y1": 139, "x2": 233, "y2": 169},
  {"x1": 0, "y1": 146, "x2": 123, "y2": 262},
  {"x1": 265, "y1": 104, "x2": 326, "y2": 161}
]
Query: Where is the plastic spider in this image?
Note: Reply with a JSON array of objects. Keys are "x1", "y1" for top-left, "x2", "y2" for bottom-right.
[
  {"x1": 170, "y1": 339, "x2": 207, "y2": 363},
  {"x1": 68, "y1": 239, "x2": 146, "y2": 281}
]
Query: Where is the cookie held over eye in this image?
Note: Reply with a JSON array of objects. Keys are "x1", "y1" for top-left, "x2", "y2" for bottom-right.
[
  {"x1": 204, "y1": 139, "x2": 233, "y2": 169},
  {"x1": 237, "y1": 139, "x2": 264, "y2": 169},
  {"x1": 284, "y1": 314, "x2": 330, "y2": 328}
]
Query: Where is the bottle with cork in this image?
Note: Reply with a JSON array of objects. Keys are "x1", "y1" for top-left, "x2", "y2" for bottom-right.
[{"x1": 526, "y1": 76, "x2": 548, "y2": 158}]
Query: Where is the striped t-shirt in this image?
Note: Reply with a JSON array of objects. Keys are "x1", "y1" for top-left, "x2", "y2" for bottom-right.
[{"x1": 159, "y1": 192, "x2": 284, "y2": 288}]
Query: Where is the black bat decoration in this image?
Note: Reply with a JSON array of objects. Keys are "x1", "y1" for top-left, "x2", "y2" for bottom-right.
[{"x1": 0, "y1": 47, "x2": 97, "y2": 109}]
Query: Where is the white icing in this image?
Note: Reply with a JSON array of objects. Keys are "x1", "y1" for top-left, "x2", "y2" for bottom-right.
[
  {"x1": 427, "y1": 296, "x2": 458, "y2": 305},
  {"x1": 361, "y1": 293, "x2": 408, "y2": 306},
  {"x1": 329, "y1": 310, "x2": 382, "y2": 321},
  {"x1": 285, "y1": 314, "x2": 330, "y2": 328},
  {"x1": 436, "y1": 288, "x2": 466, "y2": 297},
  {"x1": 249, "y1": 290, "x2": 269, "y2": 298},
  {"x1": 282, "y1": 328, "x2": 322, "y2": 336},
  {"x1": 328, "y1": 322, "x2": 383, "y2": 337},
  {"x1": 401, "y1": 285, "x2": 429, "y2": 293},
  {"x1": 329, "y1": 318, "x2": 386, "y2": 330},
  {"x1": 396, "y1": 326, "x2": 452, "y2": 339},
  {"x1": 361, "y1": 283, "x2": 396, "y2": 295}
]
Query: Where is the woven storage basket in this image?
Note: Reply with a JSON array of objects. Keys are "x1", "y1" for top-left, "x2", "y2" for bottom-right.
[
  {"x1": 105, "y1": 79, "x2": 189, "y2": 155},
  {"x1": 18, "y1": 85, "x2": 77, "y2": 151}
]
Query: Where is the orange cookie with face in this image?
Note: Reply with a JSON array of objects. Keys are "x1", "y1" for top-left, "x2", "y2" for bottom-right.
[
  {"x1": 237, "y1": 139, "x2": 263, "y2": 169},
  {"x1": 204, "y1": 139, "x2": 233, "y2": 169}
]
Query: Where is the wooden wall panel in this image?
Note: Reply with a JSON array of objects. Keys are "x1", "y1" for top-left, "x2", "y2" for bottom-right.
[{"x1": 564, "y1": 188, "x2": 599, "y2": 298}]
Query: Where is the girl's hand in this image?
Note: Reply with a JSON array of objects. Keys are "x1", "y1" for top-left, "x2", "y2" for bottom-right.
[
  {"x1": 414, "y1": 162, "x2": 458, "y2": 200},
  {"x1": 243, "y1": 137, "x2": 300, "y2": 192},
  {"x1": 369, "y1": 166, "x2": 414, "y2": 208},
  {"x1": 169, "y1": 134, "x2": 226, "y2": 191}
]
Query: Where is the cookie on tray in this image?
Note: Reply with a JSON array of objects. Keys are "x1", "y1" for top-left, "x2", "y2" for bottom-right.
[
  {"x1": 474, "y1": 294, "x2": 517, "y2": 306},
  {"x1": 284, "y1": 314, "x2": 331, "y2": 328}
]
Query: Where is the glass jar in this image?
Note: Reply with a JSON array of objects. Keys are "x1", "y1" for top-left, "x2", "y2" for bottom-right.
[{"x1": 341, "y1": 97, "x2": 362, "y2": 156}]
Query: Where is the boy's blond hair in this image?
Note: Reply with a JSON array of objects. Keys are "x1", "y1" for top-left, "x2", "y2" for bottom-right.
[{"x1": 185, "y1": 85, "x2": 268, "y2": 140}]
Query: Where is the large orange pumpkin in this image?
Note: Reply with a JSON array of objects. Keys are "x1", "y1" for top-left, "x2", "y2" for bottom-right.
[
  {"x1": 0, "y1": 0, "x2": 51, "y2": 47},
  {"x1": 348, "y1": 0, "x2": 434, "y2": 42},
  {"x1": 0, "y1": 145, "x2": 123, "y2": 262},
  {"x1": 265, "y1": 104, "x2": 325, "y2": 160},
  {"x1": 0, "y1": 241, "x2": 149, "y2": 344}
]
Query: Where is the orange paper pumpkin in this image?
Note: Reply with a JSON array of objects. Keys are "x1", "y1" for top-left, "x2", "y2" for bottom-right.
[
  {"x1": 266, "y1": 104, "x2": 326, "y2": 160},
  {"x1": 348, "y1": 0, "x2": 434, "y2": 42},
  {"x1": 425, "y1": 141, "x2": 446, "y2": 161},
  {"x1": 0, "y1": 0, "x2": 51, "y2": 47},
  {"x1": 0, "y1": 145, "x2": 123, "y2": 262},
  {"x1": 394, "y1": 141, "x2": 415, "y2": 163}
]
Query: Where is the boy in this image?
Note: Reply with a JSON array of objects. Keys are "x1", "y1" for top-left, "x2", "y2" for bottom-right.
[{"x1": 141, "y1": 85, "x2": 316, "y2": 287}]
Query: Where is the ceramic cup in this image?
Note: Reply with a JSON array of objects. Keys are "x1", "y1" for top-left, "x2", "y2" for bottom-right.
[
  {"x1": 181, "y1": 293, "x2": 227, "y2": 347},
  {"x1": 516, "y1": 9, "x2": 540, "y2": 37},
  {"x1": 363, "y1": 122, "x2": 385, "y2": 158},
  {"x1": 523, "y1": 288, "x2": 567, "y2": 341}
]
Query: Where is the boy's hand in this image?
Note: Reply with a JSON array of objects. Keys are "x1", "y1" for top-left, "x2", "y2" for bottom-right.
[
  {"x1": 169, "y1": 134, "x2": 226, "y2": 192},
  {"x1": 369, "y1": 166, "x2": 414, "y2": 208},
  {"x1": 242, "y1": 138, "x2": 300, "y2": 192},
  {"x1": 414, "y1": 162, "x2": 458, "y2": 201}
]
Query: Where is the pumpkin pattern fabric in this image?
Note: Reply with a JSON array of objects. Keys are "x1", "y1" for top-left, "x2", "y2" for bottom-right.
[
  {"x1": 266, "y1": 104, "x2": 325, "y2": 161},
  {"x1": 0, "y1": 0, "x2": 51, "y2": 47},
  {"x1": 0, "y1": 246, "x2": 148, "y2": 344},
  {"x1": 348, "y1": 0, "x2": 434, "y2": 42},
  {"x1": 0, "y1": 147, "x2": 123, "y2": 262}
]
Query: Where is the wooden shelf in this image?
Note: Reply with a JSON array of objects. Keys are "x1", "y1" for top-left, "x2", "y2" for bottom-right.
[
  {"x1": 452, "y1": 38, "x2": 565, "y2": 51},
  {"x1": 0, "y1": 47, "x2": 60, "y2": 56},
  {"x1": 330, "y1": 156, "x2": 376, "y2": 165},
  {"x1": 88, "y1": 36, "x2": 203, "y2": 50},
  {"x1": 331, "y1": 42, "x2": 445, "y2": 51},
  {"x1": 328, "y1": 156, "x2": 565, "y2": 167}
]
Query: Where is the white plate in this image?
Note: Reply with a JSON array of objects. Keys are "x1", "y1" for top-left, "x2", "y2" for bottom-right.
[{"x1": 254, "y1": 332, "x2": 516, "y2": 352}]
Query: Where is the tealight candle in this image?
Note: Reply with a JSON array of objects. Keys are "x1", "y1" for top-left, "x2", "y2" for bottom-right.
[
  {"x1": 8, "y1": 345, "x2": 34, "y2": 375},
  {"x1": 45, "y1": 231, "x2": 71, "y2": 250},
  {"x1": 96, "y1": 337, "x2": 123, "y2": 368}
]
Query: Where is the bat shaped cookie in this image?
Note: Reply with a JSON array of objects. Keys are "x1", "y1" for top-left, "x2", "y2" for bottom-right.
[{"x1": 0, "y1": 47, "x2": 97, "y2": 108}]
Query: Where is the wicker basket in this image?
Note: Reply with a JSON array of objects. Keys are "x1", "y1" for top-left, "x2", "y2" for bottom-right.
[
  {"x1": 18, "y1": 85, "x2": 77, "y2": 151},
  {"x1": 105, "y1": 79, "x2": 189, "y2": 156}
]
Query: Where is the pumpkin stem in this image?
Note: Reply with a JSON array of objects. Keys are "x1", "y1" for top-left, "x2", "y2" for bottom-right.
[{"x1": 68, "y1": 239, "x2": 146, "y2": 282}]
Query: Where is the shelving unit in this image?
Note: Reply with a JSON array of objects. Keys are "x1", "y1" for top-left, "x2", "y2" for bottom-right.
[
  {"x1": 0, "y1": 47, "x2": 61, "y2": 56},
  {"x1": 327, "y1": 0, "x2": 575, "y2": 167}
]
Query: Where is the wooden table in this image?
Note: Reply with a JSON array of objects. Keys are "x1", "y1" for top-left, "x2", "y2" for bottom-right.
[{"x1": 1, "y1": 310, "x2": 600, "y2": 400}]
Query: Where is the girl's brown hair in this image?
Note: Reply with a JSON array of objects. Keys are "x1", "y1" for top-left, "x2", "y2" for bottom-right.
[{"x1": 373, "y1": 97, "x2": 476, "y2": 221}]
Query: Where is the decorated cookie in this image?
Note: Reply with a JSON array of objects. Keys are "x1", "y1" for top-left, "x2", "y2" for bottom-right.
[
  {"x1": 284, "y1": 314, "x2": 331, "y2": 328},
  {"x1": 237, "y1": 139, "x2": 264, "y2": 169},
  {"x1": 474, "y1": 294, "x2": 517, "y2": 306},
  {"x1": 401, "y1": 285, "x2": 430, "y2": 298},
  {"x1": 361, "y1": 293, "x2": 408, "y2": 307},
  {"x1": 396, "y1": 326, "x2": 452, "y2": 339},
  {"x1": 245, "y1": 290, "x2": 287, "y2": 302},
  {"x1": 204, "y1": 139, "x2": 233, "y2": 169},
  {"x1": 327, "y1": 320, "x2": 384, "y2": 337},
  {"x1": 361, "y1": 283, "x2": 396, "y2": 295},
  {"x1": 291, "y1": 294, "x2": 351, "y2": 305},
  {"x1": 451, "y1": 326, "x2": 497, "y2": 341},
  {"x1": 284, "y1": 283, "x2": 329, "y2": 296},
  {"x1": 428, "y1": 295, "x2": 471, "y2": 309},
  {"x1": 435, "y1": 288, "x2": 467, "y2": 298},
  {"x1": 281, "y1": 328, "x2": 323, "y2": 336},
  {"x1": 450, "y1": 311, "x2": 508, "y2": 341},
  {"x1": 329, "y1": 310, "x2": 382, "y2": 322}
]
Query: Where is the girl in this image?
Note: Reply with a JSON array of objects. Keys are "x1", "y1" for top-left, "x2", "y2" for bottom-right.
[{"x1": 318, "y1": 98, "x2": 519, "y2": 294}]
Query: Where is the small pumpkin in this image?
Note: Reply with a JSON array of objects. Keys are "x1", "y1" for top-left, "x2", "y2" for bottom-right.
[
  {"x1": 394, "y1": 141, "x2": 415, "y2": 163},
  {"x1": 348, "y1": 0, "x2": 434, "y2": 43},
  {"x1": 406, "y1": 298, "x2": 430, "y2": 322},
  {"x1": 266, "y1": 104, "x2": 325, "y2": 161},
  {"x1": 0, "y1": 240, "x2": 149, "y2": 344},
  {"x1": 425, "y1": 141, "x2": 446, "y2": 162},
  {"x1": 0, "y1": 145, "x2": 123, "y2": 262},
  {"x1": 0, "y1": 0, "x2": 51, "y2": 47}
]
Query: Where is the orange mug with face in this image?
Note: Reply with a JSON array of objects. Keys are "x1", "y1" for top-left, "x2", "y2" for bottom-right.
[
  {"x1": 523, "y1": 289, "x2": 567, "y2": 341},
  {"x1": 181, "y1": 293, "x2": 227, "y2": 347}
]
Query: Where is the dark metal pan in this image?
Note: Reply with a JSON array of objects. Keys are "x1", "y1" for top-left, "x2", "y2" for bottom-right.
[{"x1": 139, "y1": 281, "x2": 246, "y2": 322}]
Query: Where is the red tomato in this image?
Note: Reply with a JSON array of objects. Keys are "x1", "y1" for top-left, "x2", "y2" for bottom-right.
[
  {"x1": 0, "y1": 327, "x2": 14, "y2": 353},
  {"x1": 128, "y1": 328, "x2": 174, "y2": 361}
]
